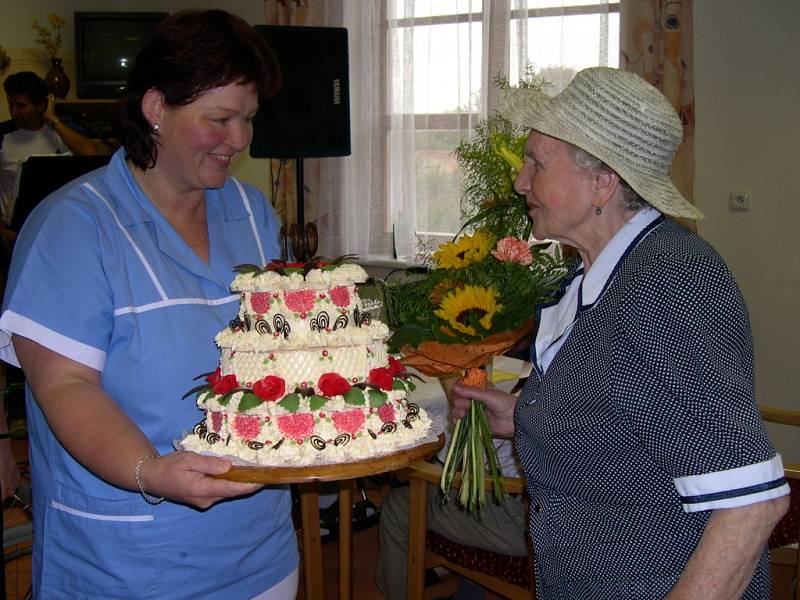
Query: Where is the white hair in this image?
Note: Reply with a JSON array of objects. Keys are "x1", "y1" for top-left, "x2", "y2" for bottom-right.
[{"x1": 570, "y1": 145, "x2": 648, "y2": 212}]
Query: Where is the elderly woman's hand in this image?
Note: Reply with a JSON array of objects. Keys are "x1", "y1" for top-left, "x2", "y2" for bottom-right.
[{"x1": 450, "y1": 382, "x2": 517, "y2": 437}]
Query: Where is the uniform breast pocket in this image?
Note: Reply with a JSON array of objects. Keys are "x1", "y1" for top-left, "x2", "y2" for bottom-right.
[{"x1": 40, "y1": 483, "x2": 159, "y2": 599}]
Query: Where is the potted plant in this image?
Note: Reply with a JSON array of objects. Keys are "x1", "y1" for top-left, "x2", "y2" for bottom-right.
[{"x1": 32, "y1": 13, "x2": 70, "y2": 98}]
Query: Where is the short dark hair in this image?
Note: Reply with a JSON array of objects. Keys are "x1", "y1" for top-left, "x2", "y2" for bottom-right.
[
  {"x1": 118, "y1": 9, "x2": 281, "y2": 170},
  {"x1": 3, "y1": 72, "x2": 48, "y2": 106}
]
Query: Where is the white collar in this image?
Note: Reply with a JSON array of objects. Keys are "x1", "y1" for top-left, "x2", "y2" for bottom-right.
[
  {"x1": 580, "y1": 206, "x2": 661, "y2": 306},
  {"x1": 533, "y1": 207, "x2": 662, "y2": 374}
]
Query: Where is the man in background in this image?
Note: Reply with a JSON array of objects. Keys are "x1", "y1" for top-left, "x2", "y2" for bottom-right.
[{"x1": 1, "y1": 71, "x2": 98, "y2": 228}]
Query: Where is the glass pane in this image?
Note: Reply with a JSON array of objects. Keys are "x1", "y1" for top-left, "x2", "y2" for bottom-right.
[
  {"x1": 389, "y1": 22, "x2": 482, "y2": 114},
  {"x1": 522, "y1": 0, "x2": 617, "y2": 7},
  {"x1": 414, "y1": 130, "x2": 464, "y2": 238},
  {"x1": 390, "y1": 0, "x2": 482, "y2": 20},
  {"x1": 510, "y1": 13, "x2": 619, "y2": 92}
]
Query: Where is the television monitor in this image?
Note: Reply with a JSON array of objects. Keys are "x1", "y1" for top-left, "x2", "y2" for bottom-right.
[{"x1": 74, "y1": 12, "x2": 167, "y2": 99}]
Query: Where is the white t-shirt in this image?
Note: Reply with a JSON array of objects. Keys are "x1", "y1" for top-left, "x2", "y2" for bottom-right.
[{"x1": 0, "y1": 126, "x2": 69, "y2": 225}]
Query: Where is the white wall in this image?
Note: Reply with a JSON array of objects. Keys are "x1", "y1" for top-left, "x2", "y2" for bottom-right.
[
  {"x1": 694, "y1": 0, "x2": 800, "y2": 461},
  {"x1": 0, "y1": 0, "x2": 271, "y2": 192}
]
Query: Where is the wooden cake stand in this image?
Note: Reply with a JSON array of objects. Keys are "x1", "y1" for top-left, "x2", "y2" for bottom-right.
[{"x1": 217, "y1": 434, "x2": 445, "y2": 600}]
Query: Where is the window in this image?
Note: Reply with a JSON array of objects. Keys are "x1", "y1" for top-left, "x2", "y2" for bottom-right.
[{"x1": 330, "y1": 1, "x2": 619, "y2": 262}]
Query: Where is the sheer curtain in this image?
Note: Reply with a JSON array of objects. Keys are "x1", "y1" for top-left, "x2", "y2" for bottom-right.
[{"x1": 318, "y1": 0, "x2": 617, "y2": 261}]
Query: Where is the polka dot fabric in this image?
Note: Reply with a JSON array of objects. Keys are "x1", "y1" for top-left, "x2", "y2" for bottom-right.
[{"x1": 515, "y1": 219, "x2": 777, "y2": 599}]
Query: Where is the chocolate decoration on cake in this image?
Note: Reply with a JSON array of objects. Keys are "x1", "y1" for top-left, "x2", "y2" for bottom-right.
[
  {"x1": 406, "y1": 403, "x2": 420, "y2": 417},
  {"x1": 368, "y1": 429, "x2": 377, "y2": 440},
  {"x1": 333, "y1": 314, "x2": 348, "y2": 330},
  {"x1": 206, "y1": 432, "x2": 222, "y2": 445},
  {"x1": 310, "y1": 435, "x2": 327, "y2": 450},
  {"x1": 243, "y1": 313, "x2": 252, "y2": 331},
  {"x1": 402, "y1": 419, "x2": 413, "y2": 429},
  {"x1": 380, "y1": 422, "x2": 397, "y2": 434},
  {"x1": 229, "y1": 316, "x2": 245, "y2": 332},
  {"x1": 353, "y1": 307, "x2": 372, "y2": 327},
  {"x1": 310, "y1": 311, "x2": 330, "y2": 332},
  {"x1": 193, "y1": 421, "x2": 207, "y2": 439},
  {"x1": 254, "y1": 318, "x2": 272, "y2": 335},
  {"x1": 271, "y1": 438, "x2": 285, "y2": 450},
  {"x1": 247, "y1": 440, "x2": 265, "y2": 451},
  {"x1": 273, "y1": 314, "x2": 291, "y2": 339},
  {"x1": 334, "y1": 433, "x2": 351, "y2": 447}
]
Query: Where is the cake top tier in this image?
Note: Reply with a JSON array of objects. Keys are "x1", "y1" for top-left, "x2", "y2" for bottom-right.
[{"x1": 231, "y1": 262, "x2": 369, "y2": 292}]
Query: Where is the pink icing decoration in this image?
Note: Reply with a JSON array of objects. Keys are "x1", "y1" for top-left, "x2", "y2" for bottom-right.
[
  {"x1": 250, "y1": 292, "x2": 271, "y2": 314},
  {"x1": 284, "y1": 289, "x2": 316, "y2": 313},
  {"x1": 331, "y1": 409, "x2": 366, "y2": 434},
  {"x1": 377, "y1": 403, "x2": 396, "y2": 423},
  {"x1": 330, "y1": 286, "x2": 351, "y2": 307},
  {"x1": 277, "y1": 413, "x2": 315, "y2": 440},
  {"x1": 232, "y1": 414, "x2": 261, "y2": 440},
  {"x1": 211, "y1": 411, "x2": 223, "y2": 433}
]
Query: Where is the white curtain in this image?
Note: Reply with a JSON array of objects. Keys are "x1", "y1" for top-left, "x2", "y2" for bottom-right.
[{"x1": 319, "y1": 0, "x2": 615, "y2": 261}]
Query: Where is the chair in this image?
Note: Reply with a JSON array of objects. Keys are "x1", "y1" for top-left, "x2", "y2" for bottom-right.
[
  {"x1": 11, "y1": 154, "x2": 111, "y2": 232},
  {"x1": 760, "y1": 405, "x2": 800, "y2": 600},
  {"x1": 401, "y1": 460, "x2": 536, "y2": 600}
]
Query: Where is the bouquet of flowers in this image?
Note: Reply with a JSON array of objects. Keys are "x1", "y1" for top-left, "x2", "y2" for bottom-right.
[
  {"x1": 386, "y1": 230, "x2": 564, "y2": 511},
  {"x1": 386, "y1": 67, "x2": 565, "y2": 512}
]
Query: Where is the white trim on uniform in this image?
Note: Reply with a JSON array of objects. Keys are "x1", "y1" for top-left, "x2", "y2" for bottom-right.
[
  {"x1": 83, "y1": 182, "x2": 169, "y2": 301},
  {"x1": 234, "y1": 178, "x2": 267, "y2": 266},
  {"x1": 0, "y1": 310, "x2": 106, "y2": 370},
  {"x1": 51, "y1": 500, "x2": 155, "y2": 522},
  {"x1": 674, "y1": 454, "x2": 790, "y2": 513},
  {"x1": 114, "y1": 294, "x2": 239, "y2": 317}
]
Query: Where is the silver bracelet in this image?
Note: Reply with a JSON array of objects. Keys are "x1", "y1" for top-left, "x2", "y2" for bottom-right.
[{"x1": 134, "y1": 454, "x2": 165, "y2": 505}]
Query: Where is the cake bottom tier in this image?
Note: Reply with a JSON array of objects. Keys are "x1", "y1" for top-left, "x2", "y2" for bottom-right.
[{"x1": 180, "y1": 400, "x2": 432, "y2": 466}]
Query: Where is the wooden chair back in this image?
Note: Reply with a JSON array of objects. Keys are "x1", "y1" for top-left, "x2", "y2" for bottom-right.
[
  {"x1": 401, "y1": 460, "x2": 536, "y2": 600},
  {"x1": 759, "y1": 405, "x2": 800, "y2": 600}
]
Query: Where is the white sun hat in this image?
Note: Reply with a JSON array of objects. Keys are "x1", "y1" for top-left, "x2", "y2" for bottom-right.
[{"x1": 497, "y1": 67, "x2": 703, "y2": 220}]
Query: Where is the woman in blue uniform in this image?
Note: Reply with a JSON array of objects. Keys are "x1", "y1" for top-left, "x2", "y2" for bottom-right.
[
  {"x1": 449, "y1": 68, "x2": 789, "y2": 599},
  {"x1": 0, "y1": 10, "x2": 298, "y2": 598}
]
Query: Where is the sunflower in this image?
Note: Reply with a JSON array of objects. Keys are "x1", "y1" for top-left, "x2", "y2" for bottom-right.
[
  {"x1": 434, "y1": 285, "x2": 500, "y2": 336},
  {"x1": 433, "y1": 230, "x2": 491, "y2": 269}
]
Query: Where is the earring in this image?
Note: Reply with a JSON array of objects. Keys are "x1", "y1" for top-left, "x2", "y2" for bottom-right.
[
  {"x1": 153, "y1": 123, "x2": 160, "y2": 131},
  {"x1": 595, "y1": 206, "x2": 602, "y2": 216}
]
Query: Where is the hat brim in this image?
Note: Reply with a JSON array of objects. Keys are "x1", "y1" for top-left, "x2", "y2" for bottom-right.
[{"x1": 498, "y1": 87, "x2": 703, "y2": 220}]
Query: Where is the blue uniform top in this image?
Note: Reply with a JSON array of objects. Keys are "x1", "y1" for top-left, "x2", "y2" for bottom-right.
[{"x1": 0, "y1": 148, "x2": 298, "y2": 599}]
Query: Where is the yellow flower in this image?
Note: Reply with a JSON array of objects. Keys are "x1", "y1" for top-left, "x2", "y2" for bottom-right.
[
  {"x1": 32, "y1": 13, "x2": 65, "y2": 58},
  {"x1": 434, "y1": 285, "x2": 500, "y2": 336},
  {"x1": 496, "y1": 143, "x2": 523, "y2": 173},
  {"x1": 433, "y1": 230, "x2": 491, "y2": 269}
]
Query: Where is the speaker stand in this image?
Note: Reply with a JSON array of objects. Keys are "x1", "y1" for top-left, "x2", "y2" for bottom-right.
[
  {"x1": 282, "y1": 157, "x2": 318, "y2": 262},
  {"x1": 292, "y1": 157, "x2": 303, "y2": 228}
]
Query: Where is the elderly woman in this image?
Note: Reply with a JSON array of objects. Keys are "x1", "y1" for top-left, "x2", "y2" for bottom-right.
[
  {"x1": 0, "y1": 10, "x2": 298, "y2": 599},
  {"x1": 451, "y1": 67, "x2": 789, "y2": 599}
]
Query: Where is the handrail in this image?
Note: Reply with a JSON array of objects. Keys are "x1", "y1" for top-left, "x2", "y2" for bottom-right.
[
  {"x1": 400, "y1": 460, "x2": 526, "y2": 495},
  {"x1": 758, "y1": 405, "x2": 800, "y2": 427}
]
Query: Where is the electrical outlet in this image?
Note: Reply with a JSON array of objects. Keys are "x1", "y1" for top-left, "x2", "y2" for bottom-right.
[{"x1": 729, "y1": 191, "x2": 750, "y2": 212}]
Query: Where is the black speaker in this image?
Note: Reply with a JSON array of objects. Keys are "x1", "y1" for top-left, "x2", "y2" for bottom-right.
[{"x1": 250, "y1": 25, "x2": 350, "y2": 159}]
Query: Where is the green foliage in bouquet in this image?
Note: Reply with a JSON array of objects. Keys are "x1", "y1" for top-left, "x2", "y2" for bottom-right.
[
  {"x1": 455, "y1": 67, "x2": 551, "y2": 243},
  {"x1": 386, "y1": 231, "x2": 565, "y2": 353}
]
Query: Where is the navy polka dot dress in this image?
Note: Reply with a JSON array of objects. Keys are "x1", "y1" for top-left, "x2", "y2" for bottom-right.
[{"x1": 516, "y1": 218, "x2": 782, "y2": 599}]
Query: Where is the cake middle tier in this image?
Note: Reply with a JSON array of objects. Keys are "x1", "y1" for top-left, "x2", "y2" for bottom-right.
[{"x1": 220, "y1": 341, "x2": 389, "y2": 390}]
